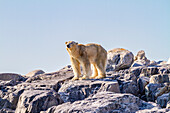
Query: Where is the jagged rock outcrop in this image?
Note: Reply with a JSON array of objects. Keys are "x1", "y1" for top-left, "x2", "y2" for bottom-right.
[
  {"x1": 107, "y1": 48, "x2": 134, "y2": 71},
  {"x1": 0, "y1": 73, "x2": 24, "y2": 81},
  {"x1": 132, "y1": 50, "x2": 150, "y2": 67},
  {"x1": 15, "y1": 90, "x2": 63, "y2": 113},
  {"x1": 150, "y1": 74, "x2": 170, "y2": 84},
  {"x1": 157, "y1": 93, "x2": 169, "y2": 108},
  {"x1": 58, "y1": 80, "x2": 120, "y2": 102},
  {"x1": 42, "y1": 91, "x2": 165, "y2": 113},
  {"x1": 25, "y1": 70, "x2": 45, "y2": 77}
]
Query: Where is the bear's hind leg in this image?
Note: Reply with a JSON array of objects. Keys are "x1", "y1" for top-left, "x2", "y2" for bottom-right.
[
  {"x1": 79, "y1": 61, "x2": 91, "y2": 80},
  {"x1": 90, "y1": 63, "x2": 98, "y2": 79},
  {"x1": 95, "y1": 62, "x2": 106, "y2": 79}
]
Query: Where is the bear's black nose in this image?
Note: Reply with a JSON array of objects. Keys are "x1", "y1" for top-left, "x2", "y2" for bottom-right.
[{"x1": 67, "y1": 44, "x2": 70, "y2": 48}]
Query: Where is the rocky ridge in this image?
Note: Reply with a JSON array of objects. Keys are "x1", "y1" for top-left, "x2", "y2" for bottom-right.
[{"x1": 0, "y1": 49, "x2": 170, "y2": 113}]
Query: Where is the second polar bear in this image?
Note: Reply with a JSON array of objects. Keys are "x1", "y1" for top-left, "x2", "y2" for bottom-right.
[{"x1": 65, "y1": 41, "x2": 107, "y2": 80}]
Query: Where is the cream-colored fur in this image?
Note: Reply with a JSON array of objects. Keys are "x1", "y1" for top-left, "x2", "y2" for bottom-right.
[{"x1": 65, "y1": 41, "x2": 107, "y2": 80}]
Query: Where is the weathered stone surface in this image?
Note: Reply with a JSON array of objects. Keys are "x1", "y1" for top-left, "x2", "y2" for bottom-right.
[
  {"x1": 2, "y1": 89, "x2": 24, "y2": 110},
  {"x1": 145, "y1": 83, "x2": 169, "y2": 102},
  {"x1": 26, "y1": 65, "x2": 73, "y2": 83},
  {"x1": 133, "y1": 50, "x2": 150, "y2": 66},
  {"x1": 147, "y1": 66, "x2": 159, "y2": 75},
  {"x1": 0, "y1": 98, "x2": 9, "y2": 109},
  {"x1": 25, "y1": 70, "x2": 45, "y2": 77},
  {"x1": 136, "y1": 107, "x2": 169, "y2": 113},
  {"x1": 119, "y1": 80, "x2": 139, "y2": 96},
  {"x1": 157, "y1": 93, "x2": 169, "y2": 108},
  {"x1": 130, "y1": 66, "x2": 144, "y2": 77},
  {"x1": 0, "y1": 108, "x2": 15, "y2": 113},
  {"x1": 107, "y1": 48, "x2": 134, "y2": 71},
  {"x1": 0, "y1": 73, "x2": 24, "y2": 81},
  {"x1": 43, "y1": 92, "x2": 145, "y2": 113},
  {"x1": 150, "y1": 74, "x2": 170, "y2": 84},
  {"x1": 137, "y1": 76, "x2": 150, "y2": 94},
  {"x1": 58, "y1": 80, "x2": 120, "y2": 103},
  {"x1": 15, "y1": 89, "x2": 63, "y2": 113},
  {"x1": 149, "y1": 60, "x2": 157, "y2": 66}
]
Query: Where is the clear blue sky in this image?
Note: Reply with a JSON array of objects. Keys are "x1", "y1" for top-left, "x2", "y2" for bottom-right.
[{"x1": 0, "y1": 0, "x2": 170, "y2": 75}]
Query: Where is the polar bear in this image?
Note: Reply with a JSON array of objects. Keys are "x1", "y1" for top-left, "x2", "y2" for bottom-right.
[{"x1": 65, "y1": 41, "x2": 107, "y2": 80}]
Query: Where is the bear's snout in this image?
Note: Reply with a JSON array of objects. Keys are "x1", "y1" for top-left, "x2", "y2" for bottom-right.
[{"x1": 67, "y1": 44, "x2": 70, "y2": 48}]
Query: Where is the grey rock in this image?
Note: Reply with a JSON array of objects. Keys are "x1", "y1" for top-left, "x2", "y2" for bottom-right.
[
  {"x1": 25, "y1": 70, "x2": 45, "y2": 77},
  {"x1": 58, "y1": 80, "x2": 120, "y2": 103},
  {"x1": 157, "y1": 93, "x2": 169, "y2": 108},
  {"x1": 130, "y1": 66, "x2": 144, "y2": 77},
  {"x1": 2, "y1": 89, "x2": 24, "y2": 110},
  {"x1": 124, "y1": 73, "x2": 137, "y2": 81},
  {"x1": 0, "y1": 98, "x2": 9, "y2": 109},
  {"x1": 133, "y1": 50, "x2": 150, "y2": 66},
  {"x1": 150, "y1": 74, "x2": 170, "y2": 84},
  {"x1": 43, "y1": 92, "x2": 143, "y2": 113},
  {"x1": 131, "y1": 61, "x2": 147, "y2": 67},
  {"x1": 158, "y1": 65, "x2": 170, "y2": 74},
  {"x1": 119, "y1": 80, "x2": 139, "y2": 96},
  {"x1": 147, "y1": 66, "x2": 159, "y2": 75},
  {"x1": 107, "y1": 48, "x2": 134, "y2": 71},
  {"x1": 0, "y1": 73, "x2": 24, "y2": 81},
  {"x1": 145, "y1": 83, "x2": 167, "y2": 102},
  {"x1": 15, "y1": 89, "x2": 63, "y2": 113},
  {"x1": 136, "y1": 107, "x2": 169, "y2": 113},
  {"x1": 26, "y1": 65, "x2": 73, "y2": 83},
  {"x1": 0, "y1": 108, "x2": 15, "y2": 113},
  {"x1": 137, "y1": 76, "x2": 150, "y2": 94},
  {"x1": 149, "y1": 60, "x2": 157, "y2": 66}
]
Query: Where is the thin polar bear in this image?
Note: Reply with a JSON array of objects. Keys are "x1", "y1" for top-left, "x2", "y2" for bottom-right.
[{"x1": 65, "y1": 41, "x2": 107, "y2": 80}]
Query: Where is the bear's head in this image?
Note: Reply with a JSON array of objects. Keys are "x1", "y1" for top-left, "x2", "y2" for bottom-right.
[{"x1": 65, "y1": 41, "x2": 78, "y2": 54}]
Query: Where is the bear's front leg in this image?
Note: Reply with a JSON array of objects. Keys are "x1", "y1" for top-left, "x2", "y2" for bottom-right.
[
  {"x1": 70, "y1": 57, "x2": 81, "y2": 81},
  {"x1": 79, "y1": 61, "x2": 91, "y2": 80}
]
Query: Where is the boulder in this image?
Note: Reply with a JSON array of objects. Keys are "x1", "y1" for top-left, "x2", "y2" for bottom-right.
[
  {"x1": 15, "y1": 89, "x2": 63, "y2": 113},
  {"x1": 137, "y1": 76, "x2": 150, "y2": 94},
  {"x1": 150, "y1": 74, "x2": 170, "y2": 84},
  {"x1": 124, "y1": 73, "x2": 137, "y2": 81},
  {"x1": 0, "y1": 108, "x2": 15, "y2": 113},
  {"x1": 43, "y1": 92, "x2": 144, "y2": 113},
  {"x1": 2, "y1": 89, "x2": 24, "y2": 110},
  {"x1": 0, "y1": 73, "x2": 24, "y2": 81},
  {"x1": 107, "y1": 48, "x2": 134, "y2": 71},
  {"x1": 0, "y1": 98, "x2": 10, "y2": 109},
  {"x1": 58, "y1": 80, "x2": 120, "y2": 103},
  {"x1": 147, "y1": 66, "x2": 159, "y2": 75},
  {"x1": 25, "y1": 70, "x2": 45, "y2": 77},
  {"x1": 136, "y1": 107, "x2": 169, "y2": 113},
  {"x1": 158, "y1": 65, "x2": 170, "y2": 74},
  {"x1": 157, "y1": 93, "x2": 169, "y2": 108},
  {"x1": 119, "y1": 80, "x2": 139, "y2": 96},
  {"x1": 130, "y1": 66, "x2": 144, "y2": 77},
  {"x1": 26, "y1": 65, "x2": 73, "y2": 83},
  {"x1": 133, "y1": 50, "x2": 150, "y2": 66},
  {"x1": 145, "y1": 83, "x2": 169, "y2": 102}
]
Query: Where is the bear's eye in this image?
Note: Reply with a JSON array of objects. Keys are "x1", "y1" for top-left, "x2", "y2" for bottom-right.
[{"x1": 67, "y1": 44, "x2": 71, "y2": 48}]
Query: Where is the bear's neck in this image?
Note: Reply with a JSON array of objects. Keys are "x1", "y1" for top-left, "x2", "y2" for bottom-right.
[{"x1": 70, "y1": 46, "x2": 80, "y2": 58}]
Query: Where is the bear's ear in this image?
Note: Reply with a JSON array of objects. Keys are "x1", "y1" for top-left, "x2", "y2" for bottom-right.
[{"x1": 65, "y1": 42, "x2": 68, "y2": 45}]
